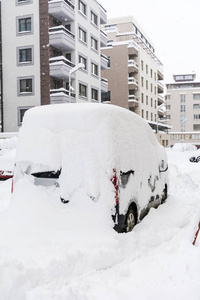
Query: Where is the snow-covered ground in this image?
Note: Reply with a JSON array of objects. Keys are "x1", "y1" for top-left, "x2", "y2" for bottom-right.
[{"x1": 0, "y1": 148, "x2": 200, "y2": 300}]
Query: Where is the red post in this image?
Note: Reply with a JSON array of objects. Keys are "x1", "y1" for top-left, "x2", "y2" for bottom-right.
[{"x1": 192, "y1": 221, "x2": 200, "y2": 246}]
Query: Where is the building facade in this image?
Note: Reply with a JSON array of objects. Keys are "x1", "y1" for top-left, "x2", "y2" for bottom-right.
[
  {"x1": 0, "y1": 0, "x2": 107, "y2": 132},
  {"x1": 166, "y1": 73, "x2": 200, "y2": 147},
  {"x1": 101, "y1": 16, "x2": 169, "y2": 146}
]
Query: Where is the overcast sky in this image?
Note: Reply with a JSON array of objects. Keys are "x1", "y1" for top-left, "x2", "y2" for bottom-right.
[{"x1": 99, "y1": 0, "x2": 200, "y2": 83}]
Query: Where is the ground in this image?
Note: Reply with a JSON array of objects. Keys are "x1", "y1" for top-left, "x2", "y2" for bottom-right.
[{"x1": 0, "y1": 148, "x2": 200, "y2": 300}]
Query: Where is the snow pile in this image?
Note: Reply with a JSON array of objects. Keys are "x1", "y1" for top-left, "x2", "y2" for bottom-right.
[
  {"x1": 0, "y1": 136, "x2": 18, "y2": 150},
  {"x1": 172, "y1": 142, "x2": 197, "y2": 152},
  {"x1": 0, "y1": 149, "x2": 200, "y2": 299}
]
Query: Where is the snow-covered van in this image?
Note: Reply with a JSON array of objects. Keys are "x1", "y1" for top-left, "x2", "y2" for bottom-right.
[{"x1": 13, "y1": 103, "x2": 168, "y2": 232}]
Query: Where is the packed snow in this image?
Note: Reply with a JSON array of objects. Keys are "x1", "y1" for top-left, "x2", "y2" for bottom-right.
[{"x1": 0, "y1": 140, "x2": 200, "y2": 299}]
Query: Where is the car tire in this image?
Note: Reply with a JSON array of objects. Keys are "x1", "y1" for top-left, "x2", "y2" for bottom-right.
[
  {"x1": 125, "y1": 207, "x2": 136, "y2": 232},
  {"x1": 197, "y1": 156, "x2": 200, "y2": 162}
]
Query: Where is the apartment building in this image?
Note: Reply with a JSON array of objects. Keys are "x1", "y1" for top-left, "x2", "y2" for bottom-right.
[
  {"x1": 101, "y1": 16, "x2": 170, "y2": 145},
  {"x1": 0, "y1": 0, "x2": 107, "y2": 132},
  {"x1": 166, "y1": 73, "x2": 200, "y2": 147}
]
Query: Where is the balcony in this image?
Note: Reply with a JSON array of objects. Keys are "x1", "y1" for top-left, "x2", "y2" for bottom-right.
[
  {"x1": 158, "y1": 81, "x2": 164, "y2": 93},
  {"x1": 100, "y1": 29, "x2": 107, "y2": 47},
  {"x1": 128, "y1": 77, "x2": 138, "y2": 89},
  {"x1": 49, "y1": 56, "x2": 75, "y2": 80},
  {"x1": 49, "y1": 26, "x2": 75, "y2": 51},
  {"x1": 128, "y1": 59, "x2": 138, "y2": 73},
  {"x1": 158, "y1": 94, "x2": 165, "y2": 105},
  {"x1": 99, "y1": 4, "x2": 107, "y2": 24},
  {"x1": 128, "y1": 42, "x2": 138, "y2": 57},
  {"x1": 157, "y1": 67, "x2": 164, "y2": 81},
  {"x1": 50, "y1": 88, "x2": 75, "y2": 104},
  {"x1": 101, "y1": 54, "x2": 108, "y2": 70},
  {"x1": 101, "y1": 77, "x2": 108, "y2": 93},
  {"x1": 128, "y1": 94, "x2": 138, "y2": 108},
  {"x1": 48, "y1": 0, "x2": 75, "y2": 22}
]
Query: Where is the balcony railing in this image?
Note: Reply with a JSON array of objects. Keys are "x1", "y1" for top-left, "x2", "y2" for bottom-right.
[
  {"x1": 50, "y1": 88, "x2": 75, "y2": 104},
  {"x1": 100, "y1": 29, "x2": 107, "y2": 47},
  {"x1": 101, "y1": 77, "x2": 108, "y2": 92},
  {"x1": 101, "y1": 53, "x2": 108, "y2": 70},
  {"x1": 128, "y1": 77, "x2": 138, "y2": 86},
  {"x1": 48, "y1": 0, "x2": 75, "y2": 22},
  {"x1": 49, "y1": 25, "x2": 75, "y2": 51},
  {"x1": 49, "y1": 56, "x2": 75, "y2": 80}
]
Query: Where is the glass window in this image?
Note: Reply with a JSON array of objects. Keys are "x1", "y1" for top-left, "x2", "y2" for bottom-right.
[
  {"x1": 91, "y1": 11, "x2": 98, "y2": 26},
  {"x1": 180, "y1": 94, "x2": 186, "y2": 102},
  {"x1": 19, "y1": 48, "x2": 32, "y2": 62},
  {"x1": 17, "y1": 106, "x2": 33, "y2": 126},
  {"x1": 78, "y1": 27, "x2": 87, "y2": 43},
  {"x1": 91, "y1": 62, "x2": 98, "y2": 76},
  {"x1": 194, "y1": 114, "x2": 200, "y2": 120},
  {"x1": 91, "y1": 36, "x2": 98, "y2": 51},
  {"x1": 180, "y1": 105, "x2": 185, "y2": 112},
  {"x1": 194, "y1": 124, "x2": 200, "y2": 130},
  {"x1": 79, "y1": 55, "x2": 87, "y2": 70},
  {"x1": 78, "y1": 0, "x2": 86, "y2": 15},
  {"x1": 79, "y1": 83, "x2": 87, "y2": 97},
  {"x1": 91, "y1": 88, "x2": 98, "y2": 101},
  {"x1": 18, "y1": 17, "x2": 31, "y2": 32},
  {"x1": 16, "y1": 0, "x2": 33, "y2": 4},
  {"x1": 19, "y1": 78, "x2": 32, "y2": 93},
  {"x1": 193, "y1": 94, "x2": 200, "y2": 100},
  {"x1": 193, "y1": 104, "x2": 200, "y2": 110}
]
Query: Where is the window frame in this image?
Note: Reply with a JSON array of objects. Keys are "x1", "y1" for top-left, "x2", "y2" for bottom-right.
[
  {"x1": 16, "y1": 0, "x2": 33, "y2": 5},
  {"x1": 91, "y1": 36, "x2": 98, "y2": 52},
  {"x1": 79, "y1": 82, "x2": 88, "y2": 99},
  {"x1": 78, "y1": 26, "x2": 87, "y2": 44},
  {"x1": 78, "y1": 0, "x2": 87, "y2": 17},
  {"x1": 17, "y1": 76, "x2": 34, "y2": 96},
  {"x1": 17, "y1": 106, "x2": 33, "y2": 126},
  {"x1": 91, "y1": 61, "x2": 98, "y2": 77},
  {"x1": 91, "y1": 87, "x2": 99, "y2": 101},
  {"x1": 17, "y1": 15, "x2": 33, "y2": 36},
  {"x1": 91, "y1": 10, "x2": 98, "y2": 27},
  {"x1": 17, "y1": 45, "x2": 34, "y2": 66}
]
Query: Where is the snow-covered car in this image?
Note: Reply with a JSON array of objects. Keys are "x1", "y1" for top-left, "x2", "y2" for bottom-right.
[
  {"x1": 189, "y1": 149, "x2": 200, "y2": 163},
  {"x1": 13, "y1": 103, "x2": 168, "y2": 232}
]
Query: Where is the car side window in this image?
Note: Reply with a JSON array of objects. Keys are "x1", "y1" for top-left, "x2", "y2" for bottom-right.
[{"x1": 120, "y1": 170, "x2": 134, "y2": 188}]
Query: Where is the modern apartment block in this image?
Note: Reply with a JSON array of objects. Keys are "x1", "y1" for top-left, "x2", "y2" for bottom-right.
[
  {"x1": 166, "y1": 73, "x2": 200, "y2": 146},
  {"x1": 0, "y1": 0, "x2": 107, "y2": 132},
  {"x1": 101, "y1": 16, "x2": 169, "y2": 143}
]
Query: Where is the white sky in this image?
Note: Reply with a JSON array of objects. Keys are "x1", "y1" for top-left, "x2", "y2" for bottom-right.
[{"x1": 99, "y1": 0, "x2": 200, "y2": 83}]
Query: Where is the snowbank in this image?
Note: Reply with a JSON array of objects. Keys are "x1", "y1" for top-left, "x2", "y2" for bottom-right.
[{"x1": 0, "y1": 148, "x2": 200, "y2": 299}]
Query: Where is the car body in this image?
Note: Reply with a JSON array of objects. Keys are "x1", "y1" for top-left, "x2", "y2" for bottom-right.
[{"x1": 13, "y1": 103, "x2": 168, "y2": 232}]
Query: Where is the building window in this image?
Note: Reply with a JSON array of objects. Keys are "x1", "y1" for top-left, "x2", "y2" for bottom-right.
[
  {"x1": 141, "y1": 60, "x2": 143, "y2": 71},
  {"x1": 146, "y1": 64, "x2": 148, "y2": 74},
  {"x1": 141, "y1": 109, "x2": 144, "y2": 118},
  {"x1": 78, "y1": 0, "x2": 86, "y2": 16},
  {"x1": 193, "y1": 94, "x2": 200, "y2": 100},
  {"x1": 91, "y1": 11, "x2": 98, "y2": 26},
  {"x1": 17, "y1": 46, "x2": 33, "y2": 65},
  {"x1": 180, "y1": 94, "x2": 186, "y2": 102},
  {"x1": 146, "y1": 80, "x2": 148, "y2": 90},
  {"x1": 91, "y1": 62, "x2": 98, "y2": 76},
  {"x1": 151, "y1": 69, "x2": 153, "y2": 78},
  {"x1": 17, "y1": 106, "x2": 32, "y2": 126},
  {"x1": 79, "y1": 55, "x2": 87, "y2": 70},
  {"x1": 194, "y1": 114, "x2": 200, "y2": 120},
  {"x1": 17, "y1": 15, "x2": 33, "y2": 35},
  {"x1": 18, "y1": 76, "x2": 34, "y2": 95},
  {"x1": 91, "y1": 36, "x2": 98, "y2": 51},
  {"x1": 79, "y1": 83, "x2": 87, "y2": 98},
  {"x1": 180, "y1": 105, "x2": 186, "y2": 112},
  {"x1": 193, "y1": 104, "x2": 200, "y2": 110},
  {"x1": 91, "y1": 88, "x2": 98, "y2": 101},
  {"x1": 101, "y1": 91, "x2": 110, "y2": 102},
  {"x1": 141, "y1": 93, "x2": 144, "y2": 103},
  {"x1": 141, "y1": 77, "x2": 144, "y2": 87},
  {"x1": 16, "y1": 0, "x2": 33, "y2": 5},
  {"x1": 78, "y1": 27, "x2": 87, "y2": 44},
  {"x1": 146, "y1": 111, "x2": 148, "y2": 120},
  {"x1": 107, "y1": 56, "x2": 110, "y2": 68},
  {"x1": 194, "y1": 124, "x2": 200, "y2": 131},
  {"x1": 146, "y1": 95, "x2": 148, "y2": 105}
]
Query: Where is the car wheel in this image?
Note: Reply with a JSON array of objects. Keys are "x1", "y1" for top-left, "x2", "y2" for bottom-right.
[
  {"x1": 125, "y1": 207, "x2": 136, "y2": 232},
  {"x1": 197, "y1": 156, "x2": 200, "y2": 162}
]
